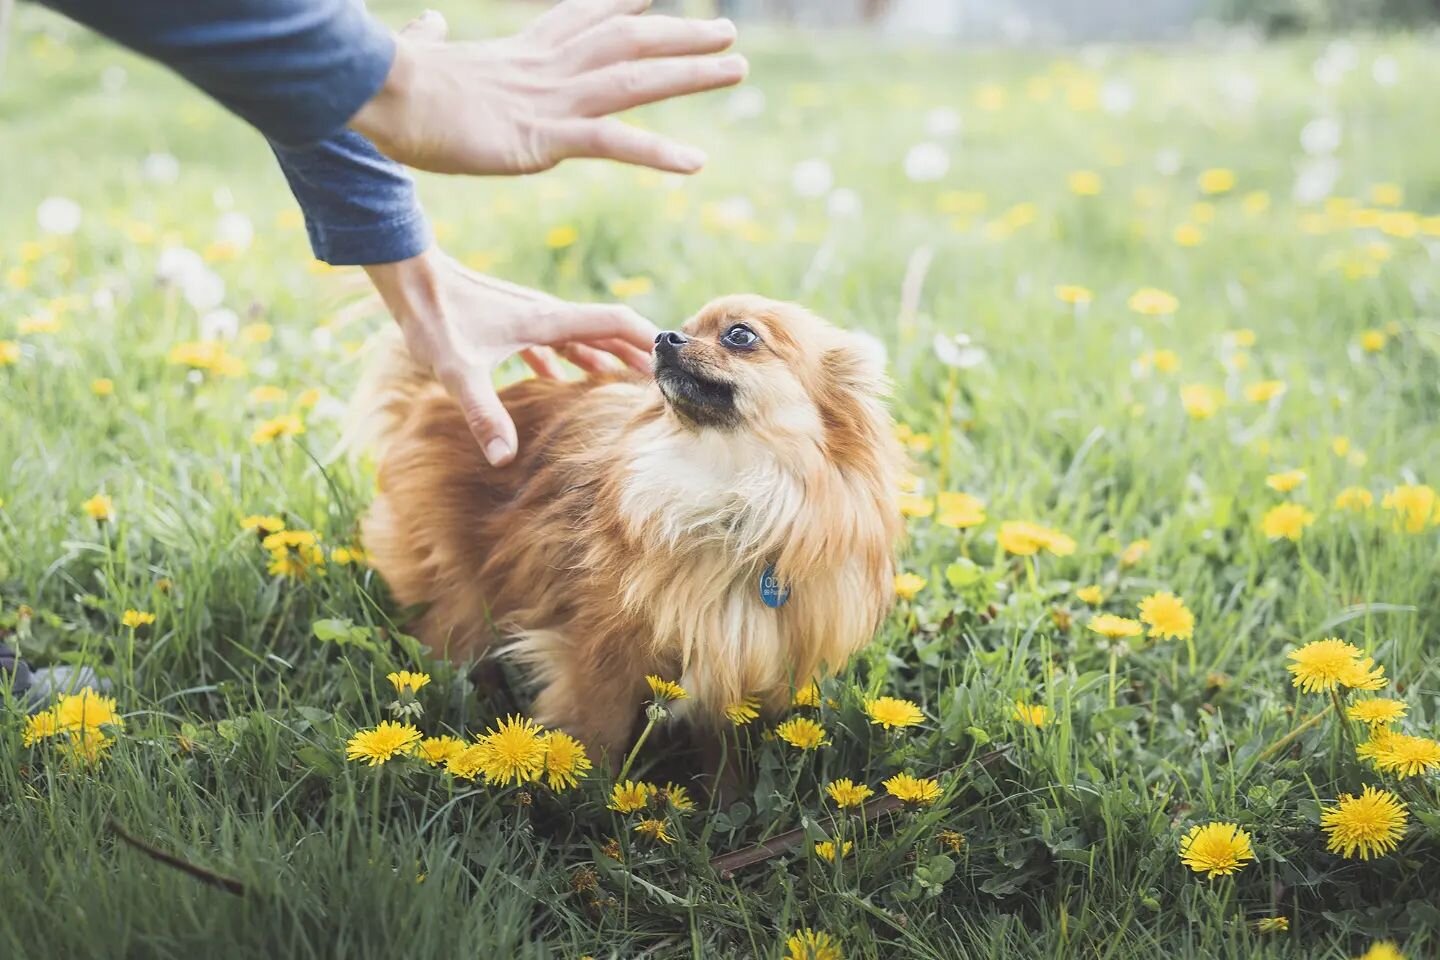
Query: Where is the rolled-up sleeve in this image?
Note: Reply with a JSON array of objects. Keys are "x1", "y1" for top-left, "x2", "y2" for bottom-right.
[
  {"x1": 41, "y1": 0, "x2": 395, "y2": 147},
  {"x1": 271, "y1": 131, "x2": 432, "y2": 265}
]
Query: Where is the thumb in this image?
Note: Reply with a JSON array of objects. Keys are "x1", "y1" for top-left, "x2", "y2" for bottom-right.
[
  {"x1": 400, "y1": 9, "x2": 449, "y2": 41},
  {"x1": 450, "y1": 373, "x2": 518, "y2": 467}
]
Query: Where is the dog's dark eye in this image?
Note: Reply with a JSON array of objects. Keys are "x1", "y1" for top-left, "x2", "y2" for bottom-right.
[{"x1": 721, "y1": 324, "x2": 759, "y2": 349}]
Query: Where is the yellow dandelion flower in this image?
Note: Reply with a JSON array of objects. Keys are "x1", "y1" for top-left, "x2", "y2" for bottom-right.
[
  {"x1": 936, "y1": 491, "x2": 986, "y2": 529},
  {"x1": 1286, "y1": 638, "x2": 1382, "y2": 694},
  {"x1": 1012, "y1": 700, "x2": 1050, "y2": 728},
  {"x1": 1172, "y1": 222, "x2": 1204, "y2": 246},
  {"x1": 775, "y1": 717, "x2": 828, "y2": 750},
  {"x1": 632, "y1": 818, "x2": 674, "y2": 844},
  {"x1": 1347, "y1": 699, "x2": 1406, "y2": 728},
  {"x1": 893, "y1": 572, "x2": 927, "y2": 600},
  {"x1": 997, "y1": 521, "x2": 1076, "y2": 557},
  {"x1": 1261, "y1": 503, "x2": 1315, "y2": 541},
  {"x1": 82, "y1": 493, "x2": 113, "y2": 522},
  {"x1": 1335, "y1": 487, "x2": 1374, "y2": 512},
  {"x1": 1075, "y1": 585, "x2": 1104, "y2": 606},
  {"x1": 540, "y1": 731, "x2": 592, "y2": 791},
  {"x1": 247, "y1": 385, "x2": 287, "y2": 405},
  {"x1": 386, "y1": 671, "x2": 431, "y2": 695},
  {"x1": 1253, "y1": 917, "x2": 1290, "y2": 934},
  {"x1": 1128, "y1": 287, "x2": 1179, "y2": 316},
  {"x1": 882, "y1": 771, "x2": 942, "y2": 806},
  {"x1": 938, "y1": 829, "x2": 966, "y2": 852},
  {"x1": 242, "y1": 514, "x2": 285, "y2": 534},
  {"x1": 1369, "y1": 183, "x2": 1403, "y2": 207},
  {"x1": 1054, "y1": 284, "x2": 1093, "y2": 306},
  {"x1": 60, "y1": 728, "x2": 115, "y2": 766},
  {"x1": 91, "y1": 378, "x2": 115, "y2": 397},
  {"x1": 1360, "y1": 329, "x2": 1387, "y2": 353},
  {"x1": 608, "y1": 780, "x2": 655, "y2": 813},
  {"x1": 1381, "y1": 484, "x2": 1438, "y2": 533},
  {"x1": 1180, "y1": 383, "x2": 1222, "y2": 420},
  {"x1": 864, "y1": 696, "x2": 924, "y2": 731},
  {"x1": 473, "y1": 715, "x2": 547, "y2": 785},
  {"x1": 1360, "y1": 730, "x2": 1440, "y2": 779},
  {"x1": 1150, "y1": 349, "x2": 1181, "y2": 374},
  {"x1": 1119, "y1": 539, "x2": 1150, "y2": 567},
  {"x1": 792, "y1": 681, "x2": 822, "y2": 709},
  {"x1": 1241, "y1": 191, "x2": 1271, "y2": 216},
  {"x1": 250, "y1": 414, "x2": 305, "y2": 446},
  {"x1": 544, "y1": 225, "x2": 578, "y2": 249},
  {"x1": 0, "y1": 340, "x2": 20, "y2": 366},
  {"x1": 1178, "y1": 822, "x2": 1254, "y2": 878},
  {"x1": 1245, "y1": 380, "x2": 1287, "y2": 404},
  {"x1": 331, "y1": 546, "x2": 368, "y2": 565},
  {"x1": 121, "y1": 610, "x2": 156, "y2": 629},
  {"x1": 898, "y1": 493, "x2": 935, "y2": 519},
  {"x1": 345, "y1": 720, "x2": 421, "y2": 766},
  {"x1": 825, "y1": 778, "x2": 873, "y2": 809},
  {"x1": 1356, "y1": 942, "x2": 1405, "y2": 960},
  {"x1": 724, "y1": 697, "x2": 761, "y2": 726},
  {"x1": 417, "y1": 735, "x2": 465, "y2": 767},
  {"x1": 660, "y1": 783, "x2": 696, "y2": 813},
  {"x1": 1265, "y1": 470, "x2": 1306, "y2": 493},
  {"x1": 54, "y1": 690, "x2": 121, "y2": 732},
  {"x1": 1197, "y1": 167, "x2": 1235, "y2": 194},
  {"x1": 1138, "y1": 592, "x2": 1194, "y2": 640},
  {"x1": 645, "y1": 675, "x2": 688, "y2": 703},
  {"x1": 444, "y1": 742, "x2": 486, "y2": 780},
  {"x1": 608, "y1": 276, "x2": 653, "y2": 298},
  {"x1": 1321, "y1": 785, "x2": 1407, "y2": 860},
  {"x1": 784, "y1": 929, "x2": 843, "y2": 960},
  {"x1": 22, "y1": 709, "x2": 61, "y2": 747},
  {"x1": 166, "y1": 341, "x2": 246, "y2": 377},
  {"x1": 1067, "y1": 170, "x2": 1102, "y2": 196},
  {"x1": 239, "y1": 322, "x2": 273, "y2": 344},
  {"x1": 813, "y1": 840, "x2": 853, "y2": 862},
  {"x1": 1089, "y1": 614, "x2": 1142, "y2": 640}
]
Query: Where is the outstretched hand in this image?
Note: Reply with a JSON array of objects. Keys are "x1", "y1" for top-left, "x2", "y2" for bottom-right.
[
  {"x1": 364, "y1": 248, "x2": 658, "y2": 467},
  {"x1": 351, "y1": 0, "x2": 746, "y2": 176}
]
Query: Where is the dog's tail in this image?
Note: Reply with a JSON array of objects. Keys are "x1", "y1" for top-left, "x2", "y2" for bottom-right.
[{"x1": 332, "y1": 327, "x2": 438, "y2": 464}]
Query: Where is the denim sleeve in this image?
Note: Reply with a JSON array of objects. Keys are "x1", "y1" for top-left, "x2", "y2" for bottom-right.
[
  {"x1": 271, "y1": 132, "x2": 432, "y2": 265},
  {"x1": 41, "y1": 0, "x2": 395, "y2": 147}
]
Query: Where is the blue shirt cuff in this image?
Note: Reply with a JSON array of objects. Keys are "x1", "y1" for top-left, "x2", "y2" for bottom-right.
[{"x1": 271, "y1": 130, "x2": 432, "y2": 266}]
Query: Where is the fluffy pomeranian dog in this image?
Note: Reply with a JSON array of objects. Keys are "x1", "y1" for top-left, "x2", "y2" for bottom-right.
[{"x1": 358, "y1": 294, "x2": 904, "y2": 766}]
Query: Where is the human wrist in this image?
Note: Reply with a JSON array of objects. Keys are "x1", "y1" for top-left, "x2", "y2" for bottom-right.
[{"x1": 364, "y1": 245, "x2": 444, "y2": 331}]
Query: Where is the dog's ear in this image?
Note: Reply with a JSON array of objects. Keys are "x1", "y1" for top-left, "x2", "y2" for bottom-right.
[{"x1": 822, "y1": 329, "x2": 889, "y2": 397}]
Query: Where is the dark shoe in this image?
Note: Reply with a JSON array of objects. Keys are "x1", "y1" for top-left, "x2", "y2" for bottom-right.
[{"x1": 1, "y1": 643, "x2": 33, "y2": 698}]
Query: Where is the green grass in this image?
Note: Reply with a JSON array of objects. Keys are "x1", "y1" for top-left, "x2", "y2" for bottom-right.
[{"x1": 3, "y1": 5, "x2": 1440, "y2": 958}]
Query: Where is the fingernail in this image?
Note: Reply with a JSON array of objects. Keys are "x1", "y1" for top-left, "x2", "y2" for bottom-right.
[
  {"x1": 668, "y1": 145, "x2": 706, "y2": 172},
  {"x1": 718, "y1": 54, "x2": 749, "y2": 79},
  {"x1": 712, "y1": 18, "x2": 736, "y2": 34},
  {"x1": 484, "y1": 438, "x2": 513, "y2": 465}
]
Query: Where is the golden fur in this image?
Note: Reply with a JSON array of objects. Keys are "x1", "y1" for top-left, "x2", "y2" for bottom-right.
[{"x1": 358, "y1": 294, "x2": 904, "y2": 764}]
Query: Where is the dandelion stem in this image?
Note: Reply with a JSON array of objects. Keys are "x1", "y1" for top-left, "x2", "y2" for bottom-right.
[
  {"x1": 1255, "y1": 703, "x2": 1334, "y2": 765},
  {"x1": 1107, "y1": 649, "x2": 1119, "y2": 709},
  {"x1": 616, "y1": 715, "x2": 657, "y2": 783}
]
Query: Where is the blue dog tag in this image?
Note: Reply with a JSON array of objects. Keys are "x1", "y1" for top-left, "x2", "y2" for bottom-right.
[{"x1": 759, "y1": 563, "x2": 791, "y2": 608}]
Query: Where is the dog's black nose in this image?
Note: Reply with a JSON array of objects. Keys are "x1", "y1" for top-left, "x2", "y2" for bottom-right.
[{"x1": 655, "y1": 330, "x2": 690, "y2": 348}]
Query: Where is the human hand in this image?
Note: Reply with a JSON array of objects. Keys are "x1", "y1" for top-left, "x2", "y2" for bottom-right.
[
  {"x1": 364, "y1": 247, "x2": 657, "y2": 466},
  {"x1": 350, "y1": 1, "x2": 745, "y2": 176}
]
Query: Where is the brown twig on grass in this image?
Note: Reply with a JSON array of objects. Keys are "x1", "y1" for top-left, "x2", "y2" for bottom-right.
[
  {"x1": 708, "y1": 747, "x2": 1010, "y2": 878},
  {"x1": 106, "y1": 819, "x2": 248, "y2": 897}
]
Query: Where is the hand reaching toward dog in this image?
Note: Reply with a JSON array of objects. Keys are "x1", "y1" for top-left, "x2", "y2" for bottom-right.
[
  {"x1": 350, "y1": 1, "x2": 746, "y2": 176},
  {"x1": 364, "y1": 248, "x2": 658, "y2": 467}
]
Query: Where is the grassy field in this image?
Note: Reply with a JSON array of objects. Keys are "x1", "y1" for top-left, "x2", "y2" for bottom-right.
[{"x1": 3, "y1": 4, "x2": 1440, "y2": 958}]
